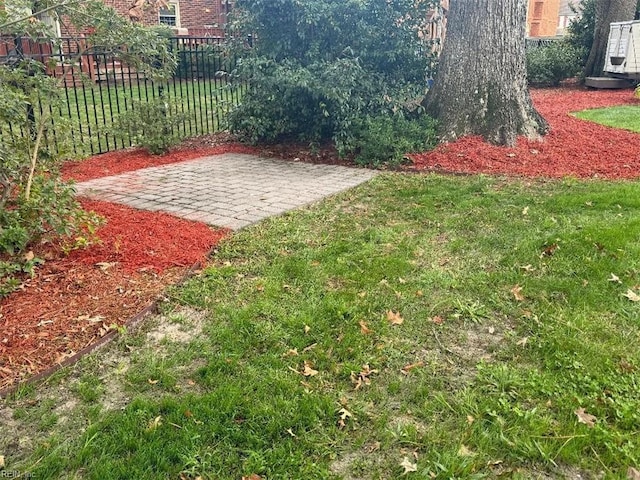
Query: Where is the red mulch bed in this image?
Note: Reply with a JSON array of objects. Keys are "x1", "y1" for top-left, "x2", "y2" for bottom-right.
[
  {"x1": 409, "y1": 87, "x2": 640, "y2": 179},
  {"x1": 1, "y1": 86, "x2": 638, "y2": 392}
]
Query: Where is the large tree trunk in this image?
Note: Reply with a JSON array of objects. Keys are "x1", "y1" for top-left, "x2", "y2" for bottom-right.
[
  {"x1": 584, "y1": 0, "x2": 636, "y2": 77},
  {"x1": 422, "y1": 0, "x2": 548, "y2": 146}
]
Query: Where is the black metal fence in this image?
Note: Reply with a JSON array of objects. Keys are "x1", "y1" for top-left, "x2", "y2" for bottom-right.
[
  {"x1": 525, "y1": 37, "x2": 562, "y2": 50},
  {"x1": 0, "y1": 36, "x2": 245, "y2": 156}
]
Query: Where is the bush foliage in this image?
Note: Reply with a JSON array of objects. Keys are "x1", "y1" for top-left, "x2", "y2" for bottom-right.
[
  {"x1": 228, "y1": 0, "x2": 439, "y2": 164},
  {"x1": 526, "y1": 41, "x2": 585, "y2": 86}
]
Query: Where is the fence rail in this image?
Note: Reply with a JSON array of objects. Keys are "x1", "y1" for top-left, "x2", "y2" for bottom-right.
[
  {"x1": 0, "y1": 36, "x2": 245, "y2": 157},
  {"x1": 525, "y1": 37, "x2": 562, "y2": 50}
]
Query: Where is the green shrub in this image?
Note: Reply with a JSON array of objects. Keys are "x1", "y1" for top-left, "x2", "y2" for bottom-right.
[
  {"x1": 111, "y1": 95, "x2": 185, "y2": 154},
  {"x1": 526, "y1": 41, "x2": 585, "y2": 86},
  {"x1": 174, "y1": 43, "x2": 236, "y2": 80},
  {"x1": 228, "y1": 0, "x2": 439, "y2": 156},
  {"x1": 347, "y1": 114, "x2": 438, "y2": 167}
]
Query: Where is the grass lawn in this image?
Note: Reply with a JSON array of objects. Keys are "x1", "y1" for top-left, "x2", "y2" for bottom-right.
[
  {"x1": 3, "y1": 173, "x2": 640, "y2": 479},
  {"x1": 574, "y1": 105, "x2": 640, "y2": 133}
]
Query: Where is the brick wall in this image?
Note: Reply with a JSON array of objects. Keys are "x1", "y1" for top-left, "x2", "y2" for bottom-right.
[{"x1": 103, "y1": 0, "x2": 228, "y2": 32}]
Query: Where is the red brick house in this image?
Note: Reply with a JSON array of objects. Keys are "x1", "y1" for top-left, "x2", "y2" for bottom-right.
[{"x1": 78, "y1": 0, "x2": 231, "y2": 37}]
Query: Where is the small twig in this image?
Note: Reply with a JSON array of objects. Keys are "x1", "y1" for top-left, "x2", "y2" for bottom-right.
[
  {"x1": 431, "y1": 327, "x2": 461, "y2": 359},
  {"x1": 25, "y1": 116, "x2": 48, "y2": 201}
]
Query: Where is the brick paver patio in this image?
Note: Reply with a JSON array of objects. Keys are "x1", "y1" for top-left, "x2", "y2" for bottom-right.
[{"x1": 74, "y1": 153, "x2": 378, "y2": 230}]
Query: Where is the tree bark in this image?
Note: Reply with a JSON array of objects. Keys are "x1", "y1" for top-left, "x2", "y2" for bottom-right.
[
  {"x1": 422, "y1": 0, "x2": 548, "y2": 146},
  {"x1": 584, "y1": 0, "x2": 636, "y2": 77}
]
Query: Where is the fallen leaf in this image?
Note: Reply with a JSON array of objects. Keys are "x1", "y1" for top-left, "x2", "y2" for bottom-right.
[
  {"x1": 619, "y1": 359, "x2": 636, "y2": 373},
  {"x1": 351, "y1": 364, "x2": 379, "y2": 390},
  {"x1": 466, "y1": 415, "x2": 475, "y2": 424},
  {"x1": 431, "y1": 315, "x2": 444, "y2": 325},
  {"x1": 147, "y1": 415, "x2": 162, "y2": 432},
  {"x1": 147, "y1": 379, "x2": 159, "y2": 385},
  {"x1": 458, "y1": 444, "x2": 476, "y2": 457},
  {"x1": 574, "y1": 408, "x2": 596, "y2": 428},
  {"x1": 359, "y1": 320, "x2": 372, "y2": 334},
  {"x1": 337, "y1": 408, "x2": 352, "y2": 429},
  {"x1": 516, "y1": 337, "x2": 529, "y2": 347},
  {"x1": 511, "y1": 285, "x2": 525, "y2": 301},
  {"x1": 387, "y1": 310, "x2": 404, "y2": 326},
  {"x1": 416, "y1": 290, "x2": 423, "y2": 297},
  {"x1": 95, "y1": 261, "x2": 117, "y2": 272},
  {"x1": 0, "y1": 455, "x2": 4, "y2": 468},
  {"x1": 520, "y1": 264, "x2": 535, "y2": 272},
  {"x1": 24, "y1": 250, "x2": 35, "y2": 261},
  {"x1": 242, "y1": 475, "x2": 263, "y2": 480},
  {"x1": 623, "y1": 289, "x2": 640, "y2": 302},
  {"x1": 398, "y1": 277, "x2": 407, "y2": 284},
  {"x1": 283, "y1": 348, "x2": 299, "y2": 357},
  {"x1": 506, "y1": 152, "x2": 516, "y2": 158},
  {"x1": 608, "y1": 273, "x2": 622, "y2": 284},
  {"x1": 302, "y1": 361, "x2": 318, "y2": 377},
  {"x1": 401, "y1": 361, "x2": 424, "y2": 374},
  {"x1": 540, "y1": 243, "x2": 559, "y2": 257},
  {"x1": 399, "y1": 456, "x2": 418, "y2": 474},
  {"x1": 488, "y1": 326, "x2": 495, "y2": 334},
  {"x1": 366, "y1": 441, "x2": 381, "y2": 453},
  {"x1": 286, "y1": 428, "x2": 297, "y2": 438},
  {"x1": 522, "y1": 206, "x2": 529, "y2": 215},
  {"x1": 78, "y1": 314, "x2": 105, "y2": 323},
  {"x1": 627, "y1": 467, "x2": 640, "y2": 480},
  {"x1": 302, "y1": 343, "x2": 317, "y2": 353},
  {"x1": 304, "y1": 325, "x2": 311, "y2": 334}
]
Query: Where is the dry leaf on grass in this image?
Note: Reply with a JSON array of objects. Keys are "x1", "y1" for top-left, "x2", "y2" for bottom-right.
[
  {"x1": 574, "y1": 408, "x2": 596, "y2": 428},
  {"x1": 242, "y1": 475, "x2": 263, "y2": 480},
  {"x1": 387, "y1": 310, "x2": 404, "y2": 325},
  {"x1": 510, "y1": 285, "x2": 525, "y2": 302},
  {"x1": 431, "y1": 315, "x2": 444, "y2": 325},
  {"x1": 458, "y1": 445, "x2": 476, "y2": 457},
  {"x1": 337, "y1": 408, "x2": 352, "y2": 429},
  {"x1": 399, "y1": 456, "x2": 418, "y2": 474},
  {"x1": 146, "y1": 415, "x2": 162, "y2": 432},
  {"x1": 401, "y1": 361, "x2": 424, "y2": 375},
  {"x1": 302, "y1": 360, "x2": 318, "y2": 377},
  {"x1": 608, "y1": 273, "x2": 622, "y2": 284},
  {"x1": 623, "y1": 289, "x2": 640, "y2": 302},
  {"x1": 627, "y1": 467, "x2": 640, "y2": 479},
  {"x1": 351, "y1": 364, "x2": 379, "y2": 390},
  {"x1": 359, "y1": 320, "x2": 372, "y2": 334}
]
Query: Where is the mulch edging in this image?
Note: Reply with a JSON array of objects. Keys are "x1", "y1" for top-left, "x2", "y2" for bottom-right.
[{"x1": 0, "y1": 261, "x2": 203, "y2": 399}]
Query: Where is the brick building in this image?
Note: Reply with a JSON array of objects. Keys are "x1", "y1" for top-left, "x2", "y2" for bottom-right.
[
  {"x1": 92, "y1": 0, "x2": 230, "y2": 36},
  {"x1": 527, "y1": 0, "x2": 561, "y2": 37},
  {"x1": 526, "y1": 0, "x2": 584, "y2": 37}
]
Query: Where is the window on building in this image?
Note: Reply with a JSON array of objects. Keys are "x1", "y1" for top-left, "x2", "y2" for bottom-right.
[{"x1": 159, "y1": 1, "x2": 180, "y2": 27}]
